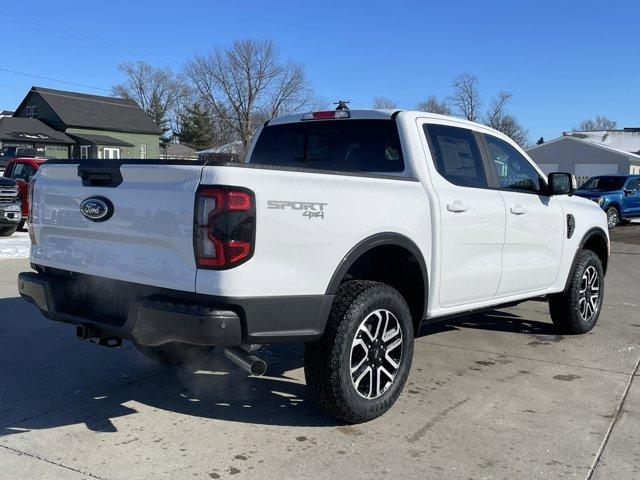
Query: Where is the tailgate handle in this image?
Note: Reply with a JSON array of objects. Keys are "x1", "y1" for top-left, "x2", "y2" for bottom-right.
[{"x1": 78, "y1": 166, "x2": 123, "y2": 188}]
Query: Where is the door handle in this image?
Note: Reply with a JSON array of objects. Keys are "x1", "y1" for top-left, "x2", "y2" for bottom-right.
[
  {"x1": 510, "y1": 204, "x2": 527, "y2": 215},
  {"x1": 447, "y1": 200, "x2": 469, "y2": 213}
]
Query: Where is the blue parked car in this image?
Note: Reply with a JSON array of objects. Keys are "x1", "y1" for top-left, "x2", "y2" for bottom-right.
[{"x1": 575, "y1": 174, "x2": 640, "y2": 228}]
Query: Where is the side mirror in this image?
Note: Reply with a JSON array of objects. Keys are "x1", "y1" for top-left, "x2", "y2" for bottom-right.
[
  {"x1": 547, "y1": 172, "x2": 576, "y2": 196},
  {"x1": 624, "y1": 188, "x2": 637, "y2": 196}
]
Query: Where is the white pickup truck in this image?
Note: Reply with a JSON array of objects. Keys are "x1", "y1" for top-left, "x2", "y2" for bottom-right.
[{"x1": 19, "y1": 108, "x2": 609, "y2": 423}]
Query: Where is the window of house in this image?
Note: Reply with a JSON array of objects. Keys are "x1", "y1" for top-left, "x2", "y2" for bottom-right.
[
  {"x1": 485, "y1": 134, "x2": 541, "y2": 193},
  {"x1": 140, "y1": 144, "x2": 147, "y2": 159},
  {"x1": 423, "y1": 124, "x2": 488, "y2": 188},
  {"x1": 103, "y1": 148, "x2": 120, "y2": 159},
  {"x1": 80, "y1": 145, "x2": 90, "y2": 159},
  {"x1": 24, "y1": 106, "x2": 37, "y2": 118}
]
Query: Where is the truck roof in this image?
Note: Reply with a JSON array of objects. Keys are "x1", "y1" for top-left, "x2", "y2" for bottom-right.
[{"x1": 267, "y1": 109, "x2": 497, "y2": 132}]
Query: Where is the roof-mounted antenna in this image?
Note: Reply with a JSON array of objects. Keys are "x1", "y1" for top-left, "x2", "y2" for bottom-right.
[{"x1": 334, "y1": 100, "x2": 350, "y2": 111}]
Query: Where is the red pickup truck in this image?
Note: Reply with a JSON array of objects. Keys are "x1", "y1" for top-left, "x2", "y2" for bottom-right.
[{"x1": 3, "y1": 157, "x2": 46, "y2": 229}]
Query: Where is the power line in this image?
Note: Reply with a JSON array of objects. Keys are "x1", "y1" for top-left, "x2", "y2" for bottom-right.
[
  {"x1": 0, "y1": 68, "x2": 111, "y2": 92},
  {"x1": 0, "y1": 6, "x2": 184, "y2": 68}
]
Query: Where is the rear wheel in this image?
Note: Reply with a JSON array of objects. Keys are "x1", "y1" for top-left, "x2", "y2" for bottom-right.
[
  {"x1": 549, "y1": 250, "x2": 604, "y2": 334},
  {"x1": 0, "y1": 226, "x2": 18, "y2": 237},
  {"x1": 606, "y1": 207, "x2": 619, "y2": 229},
  {"x1": 304, "y1": 280, "x2": 414, "y2": 423},
  {"x1": 134, "y1": 342, "x2": 214, "y2": 365}
]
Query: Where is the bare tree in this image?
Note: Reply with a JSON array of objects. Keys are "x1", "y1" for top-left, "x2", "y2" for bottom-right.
[
  {"x1": 491, "y1": 114, "x2": 530, "y2": 148},
  {"x1": 484, "y1": 92, "x2": 512, "y2": 129},
  {"x1": 416, "y1": 95, "x2": 450, "y2": 115},
  {"x1": 112, "y1": 61, "x2": 188, "y2": 140},
  {"x1": 575, "y1": 116, "x2": 618, "y2": 132},
  {"x1": 448, "y1": 73, "x2": 482, "y2": 122},
  {"x1": 185, "y1": 38, "x2": 314, "y2": 148},
  {"x1": 372, "y1": 97, "x2": 397, "y2": 109}
]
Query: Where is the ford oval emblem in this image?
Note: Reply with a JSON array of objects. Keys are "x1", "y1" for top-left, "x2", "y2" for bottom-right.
[{"x1": 80, "y1": 197, "x2": 114, "y2": 222}]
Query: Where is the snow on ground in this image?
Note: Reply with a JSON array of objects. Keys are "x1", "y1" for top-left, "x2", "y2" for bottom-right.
[{"x1": 0, "y1": 230, "x2": 31, "y2": 260}]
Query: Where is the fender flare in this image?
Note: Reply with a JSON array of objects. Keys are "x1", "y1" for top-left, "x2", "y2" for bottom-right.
[
  {"x1": 325, "y1": 232, "x2": 429, "y2": 320},
  {"x1": 564, "y1": 227, "x2": 609, "y2": 290}
]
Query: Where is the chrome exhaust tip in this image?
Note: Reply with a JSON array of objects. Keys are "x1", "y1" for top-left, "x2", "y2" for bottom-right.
[{"x1": 224, "y1": 346, "x2": 267, "y2": 376}]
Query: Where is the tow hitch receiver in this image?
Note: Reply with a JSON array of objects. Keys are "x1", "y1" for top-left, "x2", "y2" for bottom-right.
[{"x1": 76, "y1": 325, "x2": 122, "y2": 348}]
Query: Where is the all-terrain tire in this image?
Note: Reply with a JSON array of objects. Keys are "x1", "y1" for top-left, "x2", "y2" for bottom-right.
[
  {"x1": 549, "y1": 250, "x2": 604, "y2": 334},
  {"x1": 0, "y1": 226, "x2": 18, "y2": 237},
  {"x1": 17, "y1": 220, "x2": 26, "y2": 231},
  {"x1": 304, "y1": 280, "x2": 414, "y2": 423},
  {"x1": 134, "y1": 342, "x2": 214, "y2": 365}
]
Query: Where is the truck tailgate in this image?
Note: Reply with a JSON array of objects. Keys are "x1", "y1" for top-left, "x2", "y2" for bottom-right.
[{"x1": 31, "y1": 163, "x2": 203, "y2": 292}]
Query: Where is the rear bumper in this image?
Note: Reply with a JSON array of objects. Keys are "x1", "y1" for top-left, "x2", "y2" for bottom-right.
[{"x1": 18, "y1": 270, "x2": 333, "y2": 347}]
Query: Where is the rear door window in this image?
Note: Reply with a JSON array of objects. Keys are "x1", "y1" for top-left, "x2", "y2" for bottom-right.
[
  {"x1": 249, "y1": 120, "x2": 404, "y2": 173},
  {"x1": 423, "y1": 124, "x2": 489, "y2": 188}
]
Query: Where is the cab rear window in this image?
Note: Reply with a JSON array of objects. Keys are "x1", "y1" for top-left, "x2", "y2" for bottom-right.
[{"x1": 249, "y1": 120, "x2": 404, "y2": 173}]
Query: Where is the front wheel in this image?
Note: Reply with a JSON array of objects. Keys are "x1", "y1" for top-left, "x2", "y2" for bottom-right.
[
  {"x1": 304, "y1": 280, "x2": 414, "y2": 423},
  {"x1": 606, "y1": 207, "x2": 619, "y2": 229},
  {"x1": 549, "y1": 250, "x2": 604, "y2": 334},
  {"x1": 0, "y1": 226, "x2": 18, "y2": 237},
  {"x1": 134, "y1": 342, "x2": 214, "y2": 365}
]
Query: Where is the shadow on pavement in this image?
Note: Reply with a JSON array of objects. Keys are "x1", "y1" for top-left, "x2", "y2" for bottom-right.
[
  {"x1": 1, "y1": 295, "x2": 553, "y2": 436},
  {"x1": 417, "y1": 308, "x2": 556, "y2": 338}
]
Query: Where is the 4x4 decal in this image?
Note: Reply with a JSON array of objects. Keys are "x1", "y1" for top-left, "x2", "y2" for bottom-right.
[{"x1": 267, "y1": 200, "x2": 328, "y2": 219}]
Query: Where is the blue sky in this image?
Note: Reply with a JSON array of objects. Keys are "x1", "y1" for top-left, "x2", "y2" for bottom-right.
[{"x1": 1, "y1": 0, "x2": 638, "y2": 142}]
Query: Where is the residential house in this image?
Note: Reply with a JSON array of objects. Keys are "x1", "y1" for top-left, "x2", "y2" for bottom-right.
[
  {"x1": 197, "y1": 141, "x2": 245, "y2": 162},
  {"x1": 13, "y1": 86, "x2": 161, "y2": 159},
  {"x1": 160, "y1": 142, "x2": 198, "y2": 160}
]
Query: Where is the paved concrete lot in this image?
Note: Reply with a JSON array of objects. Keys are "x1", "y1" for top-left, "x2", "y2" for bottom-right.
[{"x1": 1, "y1": 224, "x2": 639, "y2": 479}]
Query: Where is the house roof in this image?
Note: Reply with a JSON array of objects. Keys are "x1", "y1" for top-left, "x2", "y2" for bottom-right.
[
  {"x1": 162, "y1": 142, "x2": 197, "y2": 157},
  {"x1": 68, "y1": 133, "x2": 134, "y2": 147},
  {"x1": 0, "y1": 117, "x2": 74, "y2": 144},
  {"x1": 527, "y1": 135, "x2": 640, "y2": 164},
  {"x1": 562, "y1": 130, "x2": 640, "y2": 155},
  {"x1": 23, "y1": 87, "x2": 161, "y2": 135},
  {"x1": 0, "y1": 110, "x2": 14, "y2": 117}
]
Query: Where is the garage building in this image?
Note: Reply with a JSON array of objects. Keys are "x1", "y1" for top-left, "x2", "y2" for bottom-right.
[{"x1": 527, "y1": 132, "x2": 640, "y2": 185}]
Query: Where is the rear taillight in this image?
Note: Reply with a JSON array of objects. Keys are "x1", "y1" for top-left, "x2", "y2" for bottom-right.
[{"x1": 194, "y1": 186, "x2": 255, "y2": 269}]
